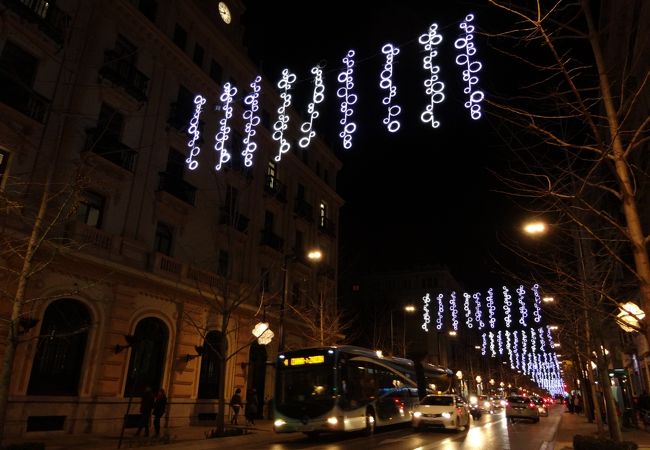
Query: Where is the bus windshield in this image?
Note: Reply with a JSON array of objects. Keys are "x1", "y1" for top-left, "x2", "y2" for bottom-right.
[{"x1": 275, "y1": 354, "x2": 335, "y2": 419}]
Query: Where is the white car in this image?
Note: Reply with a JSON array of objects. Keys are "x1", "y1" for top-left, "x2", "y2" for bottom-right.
[{"x1": 412, "y1": 394, "x2": 470, "y2": 431}]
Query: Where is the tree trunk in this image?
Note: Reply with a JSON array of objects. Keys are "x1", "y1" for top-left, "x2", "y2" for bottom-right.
[{"x1": 598, "y1": 359, "x2": 622, "y2": 441}]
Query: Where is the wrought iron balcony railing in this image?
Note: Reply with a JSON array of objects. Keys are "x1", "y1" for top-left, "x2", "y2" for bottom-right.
[
  {"x1": 5, "y1": 0, "x2": 70, "y2": 45},
  {"x1": 99, "y1": 50, "x2": 149, "y2": 102},
  {"x1": 85, "y1": 128, "x2": 138, "y2": 172},
  {"x1": 158, "y1": 172, "x2": 196, "y2": 206},
  {"x1": 260, "y1": 229, "x2": 283, "y2": 252},
  {"x1": 0, "y1": 61, "x2": 49, "y2": 122},
  {"x1": 264, "y1": 176, "x2": 287, "y2": 202},
  {"x1": 219, "y1": 206, "x2": 249, "y2": 233},
  {"x1": 294, "y1": 198, "x2": 313, "y2": 222}
]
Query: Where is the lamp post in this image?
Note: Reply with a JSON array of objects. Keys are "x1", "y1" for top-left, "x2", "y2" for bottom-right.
[
  {"x1": 390, "y1": 305, "x2": 415, "y2": 356},
  {"x1": 456, "y1": 370, "x2": 464, "y2": 397},
  {"x1": 476, "y1": 375, "x2": 482, "y2": 395}
]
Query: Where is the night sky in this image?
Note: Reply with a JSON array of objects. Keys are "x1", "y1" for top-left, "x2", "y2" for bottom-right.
[{"x1": 241, "y1": 1, "x2": 523, "y2": 290}]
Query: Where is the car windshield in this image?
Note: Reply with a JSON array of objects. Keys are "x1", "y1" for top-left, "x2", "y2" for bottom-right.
[
  {"x1": 421, "y1": 395, "x2": 454, "y2": 406},
  {"x1": 507, "y1": 396, "x2": 529, "y2": 405}
]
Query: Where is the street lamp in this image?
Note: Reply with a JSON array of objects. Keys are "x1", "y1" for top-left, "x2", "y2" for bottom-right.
[
  {"x1": 278, "y1": 248, "x2": 323, "y2": 353},
  {"x1": 456, "y1": 371, "x2": 464, "y2": 397},
  {"x1": 390, "y1": 305, "x2": 416, "y2": 357},
  {"x1": 522, "y1": 220, "x2": 547, "y2": 235},
  {"x1": 616, "y1": 301, "x2": 645, "y2": 332}
]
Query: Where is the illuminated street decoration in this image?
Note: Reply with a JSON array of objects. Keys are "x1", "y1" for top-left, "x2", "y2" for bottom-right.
[
  {"x1": 299, "y1": 65, "x2": 325, "y2": 148},
  {"x1": 214, "y1": 82, "x2": 237, "y2": 171},
  {"x1": 454, "y1": 13, "x2": 483, "y2": 120},
  {"x1": 513, "y1": 330, "x2": 520, "y2": 369},
  {"x1": 502, "y1": 286, "x2": 512, "y2": 328},
  {"x1": 450, "y1": 291, "x2": 459, "y2": 331},
  {"x1": 481, "y1": 332, "x2": 487, "y2": 356},
  {"x1": 517, "y1": 285, "x2": 528, "y2": 327},
  {"x1": 530, "y1": 327, "x2": 537, "y2": 353},
  {"x1": 473, "y1": 292, "x2": 485, "y2": 329},
  {"x1": 436, "y1": 293, "x2": 444, "y2": 331},
  {"x1": 531, "y1": 283, "x2": 543, "y2": 323},
  {"x1": 463, "y1": 293, "x2": 473, "y2": 328},
  {"x1": 186, "y1": 94, "x2": 206, "y2": 170},
  {"x1": 337, "y1": 49, "x2": 357, "y2": 149},
  {"x1": 505, "y1": 330, "x2": 514, "y2": 368},
  {"x1": 242, "y1": 76, "x2": 262, "y2": 167},
  {"x1": 488, "y1": 331, "x2": 495, "y2": 357},
  {"x1": 273, "y1": 68, "x2": 297, "y2": 162},
  {"x1": 486, "y1": 288, "x2": 496, "y2": 329},
  {"x1": 421, "y1": 293, "x2": 431, "y2": 332},
  {"x1": 252, "y1": 322, "x2": 274, "y2": 345},
  {"x1": 539, "y1": 327, "x2": 546, "y2": 352},
  {"x1": 497, "y1": 330, "x2": 503, "y2": 355},
  {"x1": 418, "y1": 23, "x2": 445, "y2": 128},
  {"x1": 379, "y1": 43, "x2": 401, "y2": 133}
]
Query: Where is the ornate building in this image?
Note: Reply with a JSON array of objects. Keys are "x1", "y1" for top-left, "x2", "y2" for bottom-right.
[{"x1": 0, "y1": 0, "x2": 341, "y2": 437}]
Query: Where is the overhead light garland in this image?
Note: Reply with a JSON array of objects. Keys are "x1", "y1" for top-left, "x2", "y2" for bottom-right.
[
  {"x1": 298, "y1": 65, "x2": 325, "y2": 148},
  {"x1": 436, "y1": 293, "x2": 444, "y2": 331},
  {"x1": 517, "y1": 285, "x2": 529, "y2": 328},
  {"x1": 421, "y1": 293, "x2": 431, "y2": 332},
  {"x1": 337, "y1": 49, "x2": 357, "y2": 149},
  {"x1": 242, "y1": 76, "x2": 262, "y2": 167},
  {"x1": 418, "y1": 22, "x2": 445, "y2": 128},
  {"x1": 454, "y1": 13, "x2": 483, "y2": 120},
  {"x1": 450, "y1": 291, "x2": 459, "y2": 331},
  {"x1": 379, "y1": 43, "x2": 401, "y2": 133},
  {"x1": 186, "y1": 94, "x2": 206, "y2": 171},
  {"x1": 272, "y1": 68, "x2": 297, "y2": 162},
  {"x1": 214, "y1": 82, "x2": 237, "y2": 171}
]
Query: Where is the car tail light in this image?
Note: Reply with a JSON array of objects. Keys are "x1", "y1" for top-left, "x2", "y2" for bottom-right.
[{"x1": 529, "y1": 402, "x2": 536, "y2": 409}]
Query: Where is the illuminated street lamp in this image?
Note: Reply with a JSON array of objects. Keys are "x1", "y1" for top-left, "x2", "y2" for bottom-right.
[
  {"x1": 476, "y1": 375, "x2": 482, "y2": 395},
  {"x1": 542, "y1": 296, "x2": 555, "y2": 303},
  {"x1": 616, "y1": 301, "x2": 645, "y2": 332},
  {"x1": 523, "y1": 221, "x2": 547, "y2": 235},
  {"x1": 390, "y1": 304, "x2": 416, "y2": 357}
]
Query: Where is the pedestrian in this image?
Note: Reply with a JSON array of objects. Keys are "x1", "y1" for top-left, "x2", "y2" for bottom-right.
[
  {"x1": 245, "y1": 388, "x2": 258, "y2": 426},
  {"x1": 135, "y1": 386, "x2": 154, "y2": 437},
  {"x1": 152, "y1": 388, "x2": 167, "y2": 437},
  {"x1": 230, "y1": 388, "x2": 242, "y2": 425},
  {"x1": 574, "y1": 394, "x2": 582, "y2": 415}
]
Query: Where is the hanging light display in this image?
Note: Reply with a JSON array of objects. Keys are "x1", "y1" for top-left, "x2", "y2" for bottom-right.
[
  {"x1": 450, "y1": 291, "x2": 459, "y2": 331},
  {"x1": 242, "y1": 76, "x2": 262, "y2": 167},
  {"x1": 502, "y1": 286, "x2": 513, "y2": 328},
  {"x1": 531, "y1": 283, "x2": 543, "y2": 323},
  {"x1": 454, "y1": 13, "x2": 483, "y2": 120},
  {"x1": 337, "y1": 49, "x2": 357, "y2": 150},
  {"x1": 421, "y1": 293, "x2": 431, "y2": 332},
  {"x1": 486, "y1": 288, "x2": 496, "y2": 329},
  {"x1": 517, "y1": 285, "x2": 529, "y2": 327},
  {"x1": 463, "y1": 293, "x2": 474, "y2": 328},
  {"x1": 186, "y1": 94, "x2": 206, "y2": 171},
  {"x1": 473, "y1": 292, "x2": 485, "y2": 329},
  {"x1": 379, "y1": 43, "x2": 401, "y2": 133},
  {"x1": 214, "y1": 82, "x2": 237, "y2": 171},
  {"x1": 298, "y1": 65, "x2": 325, "y2": 149},
  {"x1": 272, "y1": 68, "x2": 297, "y2": 162},
  {"x1": 418, "y1": 23, "x2": 445, "y2": 128},
  {"x1": 436, "y1": 293, "x2": 444, "y2": 331}
]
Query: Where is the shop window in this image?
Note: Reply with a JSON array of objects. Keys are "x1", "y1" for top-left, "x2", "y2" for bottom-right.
[{"x1": 125, "y1": 317, "x2": 168, "y2": 396}]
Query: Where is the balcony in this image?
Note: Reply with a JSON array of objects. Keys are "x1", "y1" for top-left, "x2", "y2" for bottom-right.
[
  {"x1": 264, "y1": 176, "x2": 287, "y2": 203},
  {"x1": 219, "y1": 206, "x2": 249, "y2": 234},
  {"x1": 99, "y1": 50, "x2": 149, "y2": 102},
  {"x1": 318, "y1": 217, "x2": 337, "y2": 237},
  {"x1": 294, "y1": 198, "x2": 313, "y2": 222},
  {"x1": 85, "y1": 128, "x2": 138, "y2": 172},
  {"x1": 260, "y1": 229, "x2": 283, "y2": 252},
  {"x1": 5, "y1": 0, "x2": 70, "y2": 45},
  {"x1": 0, "y1": 61, "x2": 49, "y2": 122},
  {"x1": 158, "y1": 172, "x2": 196, "y2": 206}
]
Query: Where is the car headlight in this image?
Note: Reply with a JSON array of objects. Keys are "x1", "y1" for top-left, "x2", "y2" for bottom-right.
[
  {"x1": 274, "y1": 419, "x2": 286, "y2": 428},
  {"x1": 442, "y1": 412, "x2": 452, "y2": 419},
  {"x1": 413, "y1": 411, "x2": 422, "y2": 418},
  {"x1": 327, "y1": 416, "x2": 338, "y2": 425},
  {"x1": 484, "y1": 402, "x2": 491, "y2": 408}
]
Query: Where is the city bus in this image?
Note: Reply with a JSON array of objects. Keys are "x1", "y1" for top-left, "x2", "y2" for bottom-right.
[{"x1": 272, "y1": 345, "x2": 453, "y2": 437}]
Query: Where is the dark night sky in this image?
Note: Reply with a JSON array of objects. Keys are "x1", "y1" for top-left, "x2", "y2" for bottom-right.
[{"x1": 240, "y1": 1, "x2": 522, "y2": 289}]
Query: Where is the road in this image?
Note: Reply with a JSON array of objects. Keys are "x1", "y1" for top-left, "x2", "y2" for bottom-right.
[{"x1": 234, "y1": 406, "x2": 561, "y2": 450}]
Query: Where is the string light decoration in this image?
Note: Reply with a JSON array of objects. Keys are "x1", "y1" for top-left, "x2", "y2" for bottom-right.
[
  {"x1": 450, "y1": 291, "x2": 459, "y2": 331},
  {"x1": 299, "y1": 65, "x2": 325, "y2": 149},
  {"x1": 538, "y1": 327, "x2": 546, "y2": 352},
  {"x1": 517, "y1": 285, "x2": 529, "y2": 327},
  {"x1": 454, "y1": 13, "x2": 484, "y2": 120},
  {"x1": 531, "y1": 283, "x2": 543, "y2": 323},
  {"x1": 463, "y1": 293, "x2": 474, "y2": 328},
  {"x1": 186, "y1": 95, "x2": 206, "y2": 171},
  {"x1": 481, "y1": 332, "x2": 487, "y2": 356},
  {"x1": 421, "y1": 293, "x2": 431, "y2": 332},
  {"x1": 497, "y1": 330, "x2": 504, "y2": 355},
  {"x1": 488, "y1": 331, "x2": 496, "y2": 357},
  {"x1": 242, "y1": 76, "x2": 262, "y2": 167},
  {"x1": 418, "y1": 23, "x2": 445, "y2": 128},
  {"x1": 337, "y1": 49, "x2": 357, "y2": 149},
  {"x1": 505, "y1": 330, "x2": 514, "y2": 368},
  {"x1": 473, "y1": 292, "x2": 485, "y2": 329},
  {"x1": 379, "y1": 43, "x2": 401, "y2": 133},
  {"x1": 436, "y1": 293, "x2": 444, "y2": 331},
  {"x1": 486, "y1": 287, "x2": 496, "y2": 329},
  {"x1": 513, "y1": 330, "x2": 520, "y2": 369},
  {"x1": 502, "y1": 286, "x2": 513, "y2": 328},
  {"x1": 214, "y1": 82, "x2": 237, "y2": 171},
  {"x1": 530, "y1": 327, "x2": 537, "y2": 354},
  {"x1": 272, "y1": 69, "x2": 297, "y2": 162}
]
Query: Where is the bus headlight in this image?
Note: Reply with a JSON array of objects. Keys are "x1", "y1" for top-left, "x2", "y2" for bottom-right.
[
  {"x1": 442, "y1": 412, "x2": 452, "y2": 419},
  {"x1": 274, "y1": 419, "x2": 287, "y2": 428},
  {"x1": 327, "y1": 416, "x2": 338, "y2": 425},
  {"x1": 413, "y1": 411, "x2": 422, "y2": 418}
]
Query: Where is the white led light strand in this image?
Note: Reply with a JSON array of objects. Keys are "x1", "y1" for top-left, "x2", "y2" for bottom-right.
[
  {"x1": 530, "y1": 327, "x2": 537, "y2": 354},
  {"x1": 450, "y1": 291, "x2": 459, "y2": 331},
  {"x1": 454, "y1": 13, "x2": 484, "y2": 120},
  {"x1": 379, "y1": 43, "x2": 401, "y2": 133},
  {"x1": 481, "y1": 333, "x2": 487, "y2": 356},
  {"x1": 531, "y1": 283, "x2": 543, "y2": 323},
  {"x1": 486, "y1": 287, "x2": 496, "y2": 329},
  {"x1": 186, "y1": 94, "x2": 206, "y2": 170},
  {"x1": 299, "y1": 65, "x2": 325, "y2": 149},
  {"x1": 473, "y1": 292, "x2": 485, "y2": 329},
  {"x1": 539, "y1": 327, "x2": 546, "y2": 352},
  {"x1": 497, "y1": 330, "x2": 504, "y2": 355},
  {"x1": 506, "y1": 330, "x2": 514, "y2": 368},
  {"x1": 242, "y1": 76, "x2": 262, "y2": 168},
  {"x1": 463, "y1": 293, "x2": 473, "y2": 328},
  {"x1": 214, "y1": 82, "x2": 237, "y2": 171},
  {"x1": 502, "y1": 286, "x2": 512, "y2": 328},
  {"x1": 517, "y1": 285, "x2": 528, "y2": 327},
  {"x1": 436, "y1": 293, "x2": 444, "y2": 331},
  {"x1": 337, "y1": 49, "x2": 357, "y2": 150},
  {"x1": 421, "y1": 293, "x2": 431, "y2": 332},
  {"x1": 272, "y1": 69, "x2": 297, "y2": 162},
  {"x1": 418, "y1": 23, "x2": 445, "y2": 128},
  {"x1": 489, "y1": 331, "x2": 496, "y2": 357},
  {"x1": 513, "y1": 330, "x2": 520, "y2": 369}
]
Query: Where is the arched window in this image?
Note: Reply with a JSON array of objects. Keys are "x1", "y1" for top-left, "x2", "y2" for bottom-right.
[
  {"x1": 247, "y1": 343, "x2": 267, "y2": 419},
  {"x1": 197, "y1": 331, "x2": 225, "y2": 399},
  {"x1": 27, "y1": 299, "x2": 91, "y2": 396},
  {"x1": 125, "y1": 317, "x2": 168, "y2": 397}
]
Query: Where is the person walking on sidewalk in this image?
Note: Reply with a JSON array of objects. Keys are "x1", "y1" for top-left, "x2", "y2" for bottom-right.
[
  {"x1": 245, "y1": 388, "x2": 259, "y2": 426},
  {"x1": 135, "y1": 386, "x2": 154, "y2": 437},
  {"x1": 230, "y1": 388, "x2": 242, "y2": 425},
  {"x1": 152, "y1": 388, "x2": 167, "y2": 436}
]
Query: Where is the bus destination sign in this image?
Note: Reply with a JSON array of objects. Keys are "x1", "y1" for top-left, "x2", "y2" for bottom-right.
[{"x1": 284, "y1": 355, "x2": 325, "y2": 366}]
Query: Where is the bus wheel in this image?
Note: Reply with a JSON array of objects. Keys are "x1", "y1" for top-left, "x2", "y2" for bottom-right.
[{"x1": 364, "y1": 408, "x2": 376, "y2": 435}]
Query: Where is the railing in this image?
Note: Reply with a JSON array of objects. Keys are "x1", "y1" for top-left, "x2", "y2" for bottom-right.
[
  {"x1": 187, "y1": 266, "x2": 219, "y2": 288},
  {"x1": 264, "y1": 176, "x2": 287, "y2": 202},
  {"x1": 5, "y1": 0, "x2": 70, "y2": 44},
  {"x1": 219, "y1": 207, "x2": 249, "y2": 234},
  {"x1": 99, "y1": 50, "x2": 149, "y2": 102},
  {"x1": 85, "y1": 129, "x2": 138, "y2": 172},
  {"x1": 158, "y1": 172, "x2": 196, "y2": 206},
  {"x1": 151, "y1": 252, "x2": 182, "y2": 277},
  {"x1": 0, "y1": 61, "x2": 49, "y2": 122},
  {"x1": 260, "y1": 229, "x2": 283, "y2": 252},
  {"x1": 67, "y1": 222, "x2": 114, "y2": 252},
  {"x1": 293, "y1": 198, "x2": 313, "y2": 222}
]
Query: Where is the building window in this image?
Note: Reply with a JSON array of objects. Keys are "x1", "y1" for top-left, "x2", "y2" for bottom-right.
[
  {"x1": 319, "y1": 201, "x2": 328, "y2": 227},
  {"x1": 154, "y1": 222, "x2": 173, "y2": 256},
  {"x1": 173, "y1": 24, "x2": 187, "y2": 51},
  {"x1": 198, "y1": 331, "x2": 224, "y2": 399},
  {"x1": 1, "y1": 41, "x2": 38, "y2": 86},
  {"x1": 77, "y1": 190, "x2": 105, "y2": 228},
  {"x1": 218, "y1": 250, "x2": 229, "y2": 276},
  {"x1": 193, "y1": 44, "x2": 204, "y2": 67},
  {"x1": 132, "y1": 0, "x2": 157, "y2": 21},
  {"x1": 115, "y1": 34, "x2": 137, "y2": 65},
  {"x1": 266, "y1": 161, "x2": 277, "y2": 188},
  {"x1": 166, "y1": 148, "x2": 185, "y2": 179},
  {"x1": 125, "y1": 317, "x2": 168, "y2": 396},
  {"x1": 98, "y1": 103, "x2": 124, "y2": 138},
  {"x1": 27, "y1": 299, "x2": 91, "y2": 396},
  {"x1": 0, "y1": 149, "x2": 10, "y2": 186},
  {"x1": 209, "y1": 60, "x2": 223, "y2": 83}
]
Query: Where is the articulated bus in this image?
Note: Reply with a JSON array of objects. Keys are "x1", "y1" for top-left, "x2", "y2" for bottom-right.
[{"x1": 273, "y1": 345, "x2": 453, "y2": 437}]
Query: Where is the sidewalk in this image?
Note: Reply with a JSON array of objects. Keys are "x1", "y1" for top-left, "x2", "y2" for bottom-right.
[
  {"x1": 4, "y1": 420, "x2": 277, "y2": 450},
  {"x1": 552, "y1": 412, "x2": 650, "y2": 450}
]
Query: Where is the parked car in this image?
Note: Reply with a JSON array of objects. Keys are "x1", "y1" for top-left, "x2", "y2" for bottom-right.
[
  {"x1": 532, "y1": 396, "x2": 549, "y2": 416},
  {"x1": 412, "y1": 394, "x2": 471, "y2": 431},
  {"x1": 505, "y1": 395, "x2": 540, "y2": 423}
]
